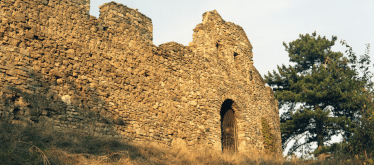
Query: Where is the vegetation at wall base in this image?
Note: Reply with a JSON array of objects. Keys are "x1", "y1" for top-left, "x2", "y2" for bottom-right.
[{"x1": 261, "y1": 117, "x2": 277, "y2": 154}]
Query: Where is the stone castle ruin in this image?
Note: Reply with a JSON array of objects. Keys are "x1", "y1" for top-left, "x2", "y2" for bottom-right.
[{"x1": 0, "y1": 0, "x2": 282, "y2": 154}]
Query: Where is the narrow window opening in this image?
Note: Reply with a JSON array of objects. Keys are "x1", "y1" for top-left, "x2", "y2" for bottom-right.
[{"x1": 234, "y1": 52, "x2": 239, "y2": 59}]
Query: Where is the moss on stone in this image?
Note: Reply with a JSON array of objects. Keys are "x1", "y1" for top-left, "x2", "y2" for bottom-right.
[{"x1": 262, "y1": 117, "x2": 277, "y2": 153}]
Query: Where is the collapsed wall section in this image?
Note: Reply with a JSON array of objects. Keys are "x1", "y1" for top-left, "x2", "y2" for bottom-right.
[{"x1": 0, "y1": 0, "x2": 282, "y2": 155}]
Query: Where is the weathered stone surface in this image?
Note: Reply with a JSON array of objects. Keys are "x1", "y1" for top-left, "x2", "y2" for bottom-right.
[{"x1": 0, "y1": 0, "x2": 281, "y2": 155}]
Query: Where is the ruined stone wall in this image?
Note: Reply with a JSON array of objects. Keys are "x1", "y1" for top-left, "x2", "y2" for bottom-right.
[{"x1": 0, "y1": 0, "x2": 281, "y2": 154}]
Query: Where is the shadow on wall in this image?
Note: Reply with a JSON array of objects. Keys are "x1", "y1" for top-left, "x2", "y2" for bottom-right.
[{"x1": 0, "y1": 66, "x2": 128, "y2": 138}]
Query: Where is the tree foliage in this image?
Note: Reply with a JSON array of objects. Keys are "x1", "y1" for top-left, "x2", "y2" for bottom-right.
[
  {"x1": 264, "y1": 31, "x2": 373, "y2": 156},
  {"x1": 342, "y1": 42, "x2": 374, "y2": 155}
]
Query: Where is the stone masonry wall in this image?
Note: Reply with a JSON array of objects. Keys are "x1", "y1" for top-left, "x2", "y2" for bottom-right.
[{"x1": 0, "y1": 0, "x2": 282, "y2": 155}]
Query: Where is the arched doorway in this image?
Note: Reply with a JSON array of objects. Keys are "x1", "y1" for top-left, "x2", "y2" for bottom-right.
[{"x1": 220, "y1": 99, "x2": 238, "y2": 153}]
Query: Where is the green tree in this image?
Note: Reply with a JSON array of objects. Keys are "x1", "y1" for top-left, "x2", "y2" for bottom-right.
[
  {"x1": 342, "y1": 42, "x2": 374, "y2": 156},
  {"x1": 264, "y1": 31, "x2": 373, "y2": 156}
]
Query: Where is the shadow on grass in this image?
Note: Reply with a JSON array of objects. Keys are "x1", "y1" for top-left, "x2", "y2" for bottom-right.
[{"x1": 0, "y1": 120, "x2": 149, "y2": 165}]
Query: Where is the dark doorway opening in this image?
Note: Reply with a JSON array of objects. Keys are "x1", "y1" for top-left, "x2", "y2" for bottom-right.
[{"x1": 220, "y1": 99, "x2": 238, "y2": 153}]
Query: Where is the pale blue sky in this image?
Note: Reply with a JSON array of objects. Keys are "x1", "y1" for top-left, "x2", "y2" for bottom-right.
[
  {"x1": 90, "y1": 0, "x2": 374, "y2": 80},
  {"x1": 89, "y1": 0, "x2": 374, "y2": 157}
]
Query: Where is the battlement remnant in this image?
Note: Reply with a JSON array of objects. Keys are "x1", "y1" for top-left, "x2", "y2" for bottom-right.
[{"x1": 0, "y1": 0, "x2": 281, "y2": 155}]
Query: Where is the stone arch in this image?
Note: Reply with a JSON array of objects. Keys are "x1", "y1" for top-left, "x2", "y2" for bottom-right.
[{"x1": 220, "y1": 99, "x2": 238, "y2": 153}]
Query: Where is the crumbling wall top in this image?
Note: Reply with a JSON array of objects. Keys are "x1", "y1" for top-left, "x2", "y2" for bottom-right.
[
  {"x1": 98, "y1": 1, "x2": 153, "y2": 41},
  {"x1": 192, "y1": 10, "x2": 254, "y2": 61},
  {"x1": 202, "y1": 10, "x2": 225, "y2": 25}
]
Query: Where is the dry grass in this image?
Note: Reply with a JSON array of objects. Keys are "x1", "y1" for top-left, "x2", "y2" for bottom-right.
[{"x1": 0, "y1": 120, "x2": 365, "y2": 165}]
